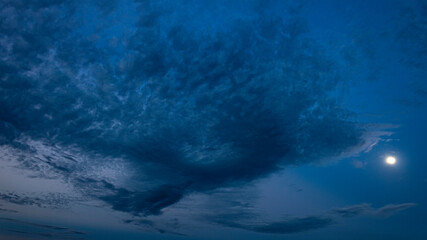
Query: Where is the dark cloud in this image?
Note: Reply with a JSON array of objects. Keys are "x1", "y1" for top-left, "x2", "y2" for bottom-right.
[
  {"x1": 100, "y1": 184, "x2": 186, "y2": 216},
  {"x1": 0, "y1": 192, "x2": 70, "y2": 209},
  {"x1": 0, "y1": 0, "x2": 382, "y2": 218}
]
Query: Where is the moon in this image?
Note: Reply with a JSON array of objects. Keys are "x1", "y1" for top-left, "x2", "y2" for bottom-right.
[{"x1": 386, "y1": 156, "x2": 397, "y2": 165}]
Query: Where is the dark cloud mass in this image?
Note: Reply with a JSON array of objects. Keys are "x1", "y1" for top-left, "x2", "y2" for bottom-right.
[{"x1": 0, "y1": 0, "x2": 371, "y2": 218}]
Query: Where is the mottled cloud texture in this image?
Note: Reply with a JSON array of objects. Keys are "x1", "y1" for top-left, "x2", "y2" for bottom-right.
[{"x1": 0, "y1": 0, "x2": 403, "y2": 234}]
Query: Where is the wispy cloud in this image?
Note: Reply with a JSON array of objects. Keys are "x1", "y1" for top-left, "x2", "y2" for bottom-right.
[
  {"x1": 375, "y1": 203, "x2": 416, "y2": 217},
  {"x1": 332, "y1": 203, "x2": 372, "y2": 218},
  {"x1": 209, "y1": 213, "x2": 334, "y2": 234},
  {"x1": 0, "y1": 217, "x2": 86, "y2": 240},
  {"x1": 207, "y1": 202, "x2": 416, "y2": 234},
  {"x1": 332, "y1": 203, "x2": 416, "y2": 218},
  {"x1": 0, "y1": 206, "x2": 18, "y2": 213}
]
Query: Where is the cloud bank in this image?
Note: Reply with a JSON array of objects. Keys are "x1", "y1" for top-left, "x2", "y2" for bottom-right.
[
  {"x1": 209, "y1": 202, "x2": 416, "y2": 234},
  {"x1": 0, "y1": 217, "x2": 86, "y2": 240}
]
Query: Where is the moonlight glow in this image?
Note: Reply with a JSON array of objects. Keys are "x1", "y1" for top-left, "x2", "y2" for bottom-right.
[{"x1": 386, "y1": 156, "x2": 397, "y2": 165}]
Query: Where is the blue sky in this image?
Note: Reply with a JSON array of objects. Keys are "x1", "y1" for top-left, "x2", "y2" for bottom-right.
[{"x1": 0, "y1": 0, "x2": 426, "y2": 239}]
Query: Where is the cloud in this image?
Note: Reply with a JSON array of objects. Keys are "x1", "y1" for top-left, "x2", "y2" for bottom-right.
[
  {"x1": 332, "y1": 203, "x2": 371, "y2": 218},
  {"x1": 123, "y1": 218, "x2": 154, "y2": 227},
  {"x1": 375, "y1": 203, "x2": 416, "y2": 217},
  {"x1": 0, "y1": 192, "x2": 70, "y2": 209},
  {"x1": 0, "y1": 207, "x2": 18, "y2": 213},
  {"x1": 352, "y1": 160, "x2": 367, "y2": 168},
  {"x1": 100, "y1": 184, "x2": 186, "y2": 216},
  {"x1": 206, "y1": 202, "x2": 415, "y2": 234},
  {"x1": 0, "y1": 0, "x2": 391, "y2": 219},
  {"x1": 332, "y1": 203, "x2": 416, "y2": 218},
  {"x1": 209, "y1": 213, "x2": 334, "y2": 234},
  {"x1": 0, "y1": 217, "x2": 86, "y2": 240},
  {"x1": 252, "y1": 216, "x2": 334, "y2": 234}
]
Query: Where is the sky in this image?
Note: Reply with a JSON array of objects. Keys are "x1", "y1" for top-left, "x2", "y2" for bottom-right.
[{"x1": 0, "y1": 0, "x2": 426, "y2": 239}]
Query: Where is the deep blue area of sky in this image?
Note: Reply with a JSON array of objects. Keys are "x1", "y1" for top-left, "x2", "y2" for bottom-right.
[{"x1": 0, "y1": 0, "x2": 426, "y2": 239}]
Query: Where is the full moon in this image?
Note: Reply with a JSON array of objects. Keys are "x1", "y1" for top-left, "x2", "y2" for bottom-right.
[{"x1": 386, "y1": 156, "x2": 397, "y2": 165}]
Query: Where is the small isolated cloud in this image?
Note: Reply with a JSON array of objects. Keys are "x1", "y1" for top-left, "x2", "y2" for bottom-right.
[
  {"x1": 333, "y1": 203, "x2": 371, "y2": 218},
  {"x1": 252, "y1": 216, "x2": 334, "y2": 234},
  {"x1": 352, "y1": 160, "x2": 367, "y2": 168},
  {"x1": 375, "y1": 203, "x2": 416, "y2": 217},
  {"x1": 209, "y1": 212, "x2": 334, "y2": 234},
  {"x1": 332, "y1": 203, "x2": 416, "y2": 218}
]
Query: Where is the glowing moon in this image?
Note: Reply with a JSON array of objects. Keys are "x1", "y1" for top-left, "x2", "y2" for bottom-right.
[{"x1": 386, "y1": 156, "x2": 396, "y2": 165}]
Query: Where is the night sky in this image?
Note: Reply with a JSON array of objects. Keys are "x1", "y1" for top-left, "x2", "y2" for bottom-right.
[{"x1": 0, "y1": 0, "x2": 426, "y2": 239}]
